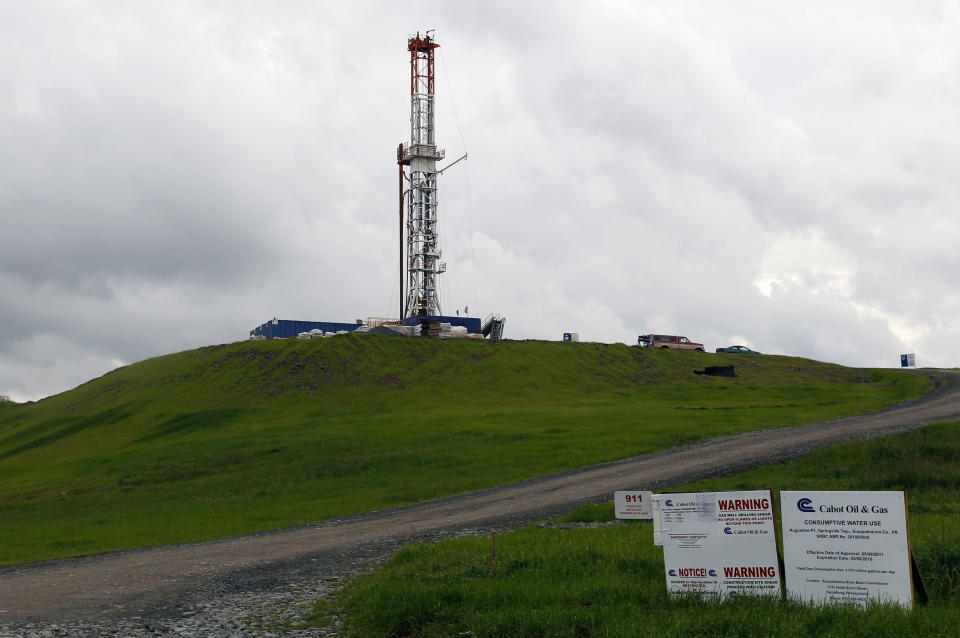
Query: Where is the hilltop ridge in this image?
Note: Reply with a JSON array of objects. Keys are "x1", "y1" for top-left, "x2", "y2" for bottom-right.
[{"x1": 18, "y1": 336, "x2": 870, "y2": 411}]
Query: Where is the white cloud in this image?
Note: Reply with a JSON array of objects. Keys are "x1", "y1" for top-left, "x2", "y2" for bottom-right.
[
  {"x1": 2, "y1": 1, "x2": 960, "y2": 400},
  {"x1": 0, "y1": 334, "x2": 126, "y2": 403}
]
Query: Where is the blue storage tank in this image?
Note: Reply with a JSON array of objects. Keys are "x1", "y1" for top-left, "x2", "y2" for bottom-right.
[
  {"x1": 249, "y1": 319, "x2": 361, "y2": 339},
  {"x1": 403, "y1": 315, "x2": 482, "y2": 334}
]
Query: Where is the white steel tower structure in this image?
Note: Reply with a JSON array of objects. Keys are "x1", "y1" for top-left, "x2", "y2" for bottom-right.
[{"x1": 398, "y1": 31, "x2": 445, "y2": 318}]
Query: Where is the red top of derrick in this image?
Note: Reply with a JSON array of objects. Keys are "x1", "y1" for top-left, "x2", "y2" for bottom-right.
[
  {"x1": 408, "y1": 31, "x2": 439, "y2": 96},
  {"x1": 407, "y1": 31, "x2": 439, "y2": 54}
]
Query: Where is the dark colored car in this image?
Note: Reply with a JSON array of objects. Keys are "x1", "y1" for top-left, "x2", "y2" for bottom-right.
[{"x1": 715, "y1": 345, "x2": 760, "y2": 354}]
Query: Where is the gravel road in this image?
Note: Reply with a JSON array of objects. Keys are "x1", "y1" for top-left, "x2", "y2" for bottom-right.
[{"x1": 2, "y1": 369, "x2": 958, "y2": 636}]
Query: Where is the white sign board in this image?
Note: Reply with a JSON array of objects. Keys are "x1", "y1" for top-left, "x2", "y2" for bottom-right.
[
  {"x1": 781, "y1": 490, "x2": 912, "y2": 608},
  {"x1": 660, "y1": 490, "x2": 781, "y2": 598},
  {"x1": 614, "y1": 490, "x2": 653, "y2": 519}
]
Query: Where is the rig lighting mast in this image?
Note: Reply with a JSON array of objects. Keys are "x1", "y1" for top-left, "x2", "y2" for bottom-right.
[{"x1": 398, "y1": 30, "x2": 445, "y2": 318}]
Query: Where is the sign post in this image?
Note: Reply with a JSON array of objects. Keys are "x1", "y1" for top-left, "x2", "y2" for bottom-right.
[
  {"x1": 652, "y1": 495, "x2": 663, "y2": 546},
  {"x1": 659, "y1": 490, "x2": 781, "y2": 598},
  {"x1": 781, "y1": 490, "x2": 913, "y2": 608}
]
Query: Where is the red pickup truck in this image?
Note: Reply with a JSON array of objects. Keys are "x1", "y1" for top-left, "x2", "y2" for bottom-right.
[{"x1": 638, "y1": 334, "x2": 705, "y2": 351}]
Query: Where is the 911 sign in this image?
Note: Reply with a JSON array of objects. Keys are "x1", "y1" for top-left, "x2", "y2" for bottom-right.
[{"x1": 615, "y1": 490, "x2": 653, "y2": 519}]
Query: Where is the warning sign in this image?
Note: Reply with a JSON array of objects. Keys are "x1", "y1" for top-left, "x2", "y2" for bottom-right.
[{"x1": 659, "y1": 490, "x2": 781, "y2": 598}]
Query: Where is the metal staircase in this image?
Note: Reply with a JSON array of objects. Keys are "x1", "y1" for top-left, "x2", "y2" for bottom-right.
[{"x1": 481, "y1": 314, "x2": 506, "y2": 342}]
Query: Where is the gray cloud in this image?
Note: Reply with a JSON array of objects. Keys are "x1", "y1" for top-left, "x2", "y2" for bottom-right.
[{"x1": 2, "y1": 1, "x2": 959, "y2": 400}]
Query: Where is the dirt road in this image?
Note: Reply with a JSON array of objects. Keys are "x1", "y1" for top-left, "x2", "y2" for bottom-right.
[{"x1": 2, "y1": 370, "x2": 959, "y2": 625}]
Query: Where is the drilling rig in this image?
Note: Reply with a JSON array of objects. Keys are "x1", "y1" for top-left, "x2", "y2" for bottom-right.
[
  {"x1": 395, "y1": 31, "x2": 504, "y2": 340},
  {"x1": 398, "y1": 31, "x2": 445, "y2": 318},
  {"x1": 248, "y1": 31, "x2": 505, "y2": 343}
]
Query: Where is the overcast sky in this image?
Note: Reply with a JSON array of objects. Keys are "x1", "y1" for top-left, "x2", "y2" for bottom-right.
[{"x1": 2, "y1": 1, "x2": 959, "y2": 401}]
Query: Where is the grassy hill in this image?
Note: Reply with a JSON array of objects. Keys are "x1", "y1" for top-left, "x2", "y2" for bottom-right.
[{"x1": 0, "y1": 336, "x2": 929, "y2": 565}]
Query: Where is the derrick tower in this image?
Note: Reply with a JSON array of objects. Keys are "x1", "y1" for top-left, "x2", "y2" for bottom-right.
[{"x1": 398, "y1": 31, "x2": 445, "y2": 317}]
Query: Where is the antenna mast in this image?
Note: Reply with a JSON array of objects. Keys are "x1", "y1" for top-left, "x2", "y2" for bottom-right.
[{"x1": 398, "y1": 30, "x2": 445, "y2": 317}]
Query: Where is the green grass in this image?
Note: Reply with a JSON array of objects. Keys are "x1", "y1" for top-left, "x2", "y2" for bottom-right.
[
  {"x1": 311, "y1": 421, "x2": 960, "y2": 637},
  {"x1": 0, "y1": 336, "x2": 930, "y2": 565}
]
